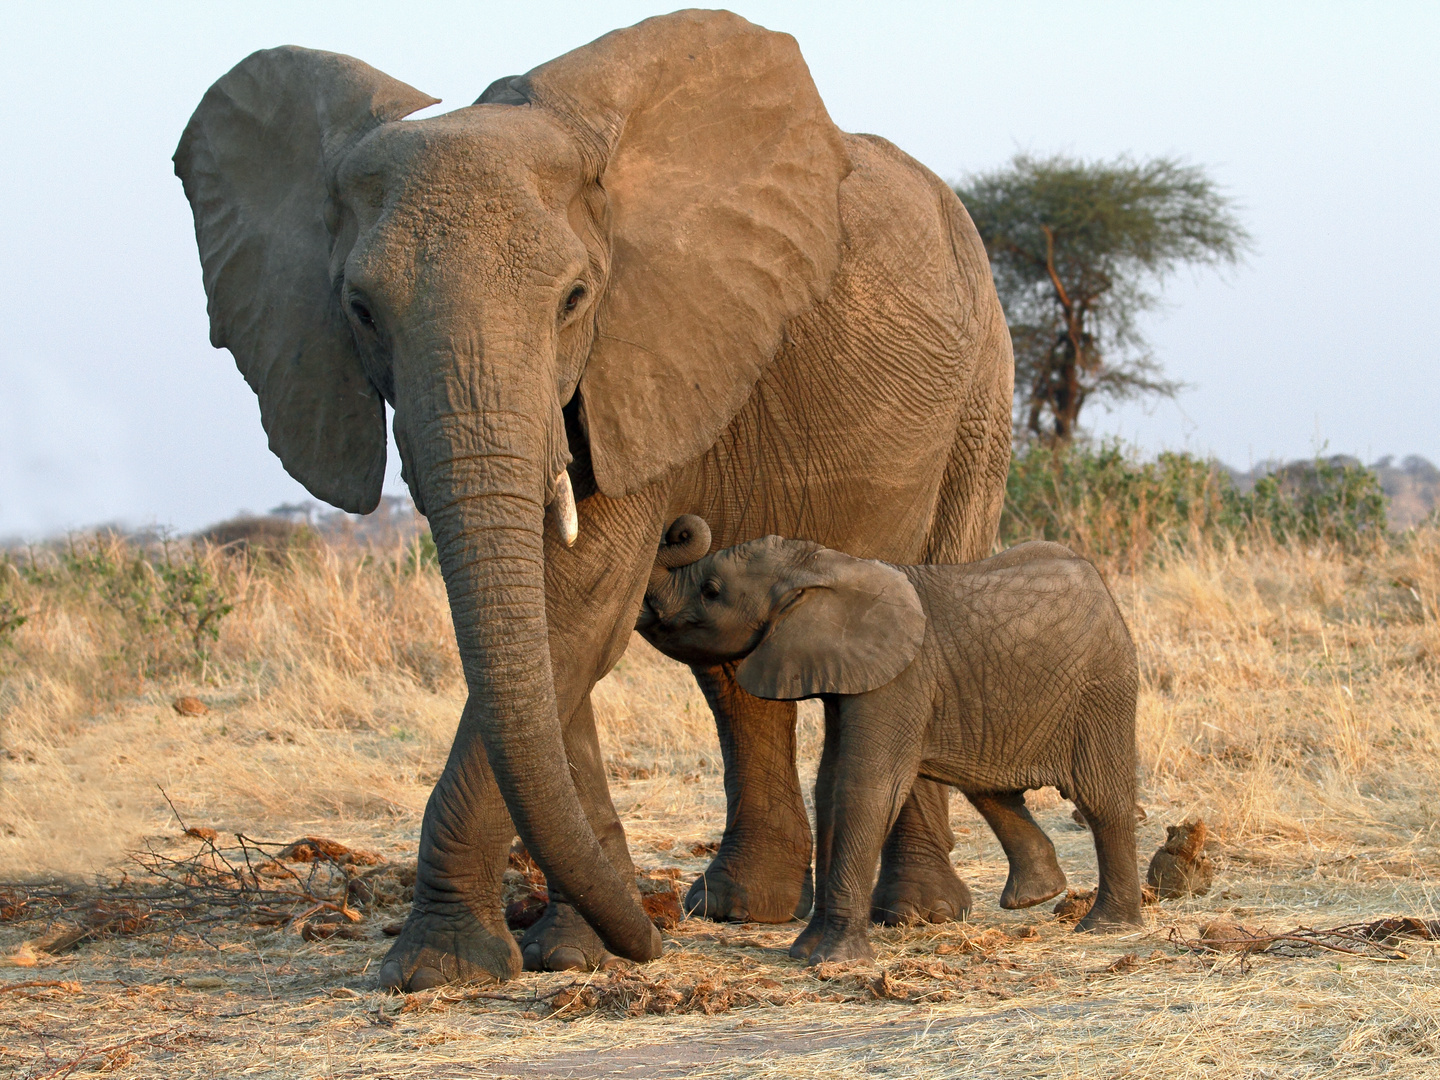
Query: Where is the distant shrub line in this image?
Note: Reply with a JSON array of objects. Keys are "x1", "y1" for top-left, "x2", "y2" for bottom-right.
[
  {"x1": 1000, "y1": 441, "x2": 1394, "y2": 569},
  {"x1": 0, "y1": 448, "x2": 1410, "y2": 659},
  {"x1": 0, "y1": 536, "x2": 234, "y2": 670}
]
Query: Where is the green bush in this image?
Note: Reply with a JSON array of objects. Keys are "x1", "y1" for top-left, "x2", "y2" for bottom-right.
[
  {"x1": 14, "y1": 535, "x2": 235, "y2": 675},
  {"x1": 404, "y1": 531, "x2": 439, "y2": 575},
  {"x1": 1243, "y1": 458, "x2": 1388, "y2": 549},
  {"x1": 1001, "y1": 441, "x2": 1390, "y2": 567}
]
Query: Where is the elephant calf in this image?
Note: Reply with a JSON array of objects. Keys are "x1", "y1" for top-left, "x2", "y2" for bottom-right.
[{"x1": 638, "y1": 517, "x2": 1142, "y2": 964}]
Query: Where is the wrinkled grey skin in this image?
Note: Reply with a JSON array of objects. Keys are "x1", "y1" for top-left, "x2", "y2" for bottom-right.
[
  {"x1": 641, "y1": 520, "x2": 1143, "y2": 963},
  {"x1": 173, "y1": 11, "x2": 1026, "y2": 989}
]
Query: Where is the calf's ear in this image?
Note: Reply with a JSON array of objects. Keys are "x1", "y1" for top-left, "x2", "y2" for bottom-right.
[{"x1": 736, "y1": 551, "x2": 925, "y2": 700}]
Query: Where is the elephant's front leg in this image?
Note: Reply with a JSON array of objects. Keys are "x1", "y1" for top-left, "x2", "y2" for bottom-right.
[
  {"x1": 384, "y1": 485, "x2": 669, "y2": 986},
  {"x1": 380, "y1": 670, "x2": 633, "y2": 988},
  {"x1": 519, "y1": 486, "x2": 670, "y2": 971},
  {"x1": 685, "y1": 664, "x2": 814, "y2": 923},
  {"x1": 378, "y1": 698, "x2": 522, "y2": 991},
  {"x1": 807, "y1": 712, "x2": 922, "y2": 965},
  {"x1": 520, "y1": 692, "x2": 643, "y2": 971}
]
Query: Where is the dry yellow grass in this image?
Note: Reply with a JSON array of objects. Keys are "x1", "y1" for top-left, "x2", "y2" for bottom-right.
[{"x1": 1, "y1": 529, "x2": 1438, "y2": 1077}]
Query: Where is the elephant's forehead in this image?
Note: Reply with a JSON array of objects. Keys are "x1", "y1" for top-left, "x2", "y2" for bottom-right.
[
  {"x1": 718, "y1": 544, "x2": 777, "y2": 584},
  {"x1": 727, "y1": 536, "x2": 803, "y2": 566},
  {"x1": 339, "y1": 107, "x2": 585, "y2": 277},
  {"x1": 340, "y1": 106, "x2": 581, "y2": 216}
]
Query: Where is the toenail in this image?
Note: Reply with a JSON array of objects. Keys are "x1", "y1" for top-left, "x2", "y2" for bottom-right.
[
  {"x1": 408, "y1": 966, "x2": 446, "y2": 991},
  {"x1": 545, "y1": 946, "x2": 589, "y2": 971}
]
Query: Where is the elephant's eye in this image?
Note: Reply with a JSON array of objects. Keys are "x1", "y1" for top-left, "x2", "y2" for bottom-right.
[
  {"x1": 562, "y1": 284, "x2": 586, "y2": 316},
  {"x1": 701, "y1": 579, "x2": 722, "y2": 600},
  {"x1": 350, "y1": 300, "x2": 375, "y2": 328}
]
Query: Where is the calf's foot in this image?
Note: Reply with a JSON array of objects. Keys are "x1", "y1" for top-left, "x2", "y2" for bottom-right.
[
  {"x1": 999, "y1": 856, "x2": 1067, "y2": 910},
  {"x1": 379, "y1": 901, "x2": 520, "y2": 992},
  {"x1": 806, "y1": 928, "x2": 874, "y2": 966},
  {"x1": 966, "y1": 791, "x2": 1068, "y2": 910},
  {"x1": 787, "y1": 916, "x2": 826, "y2": 960},
  {"x1": 1075, "y1": 892, "x2": 1143, "y2": 933},
  {"x1": 1069, "y1": 786, "x2": 1143, "y2": 934}
]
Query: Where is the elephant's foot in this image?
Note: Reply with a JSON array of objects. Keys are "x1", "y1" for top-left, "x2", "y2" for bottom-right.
[
  {"x1": 965, "y1": 790, "x2": 1067, "y2": 911},
  {"x1": 521, "y1": 900, "x2": 626, "y2": 972},
  {"x1": 685, "y1": 859, "x2": 813, "y2": 923},
  {"x1": 806, "y1": 927, "x2": 874, "y2": 966},
  {"x1": 685, "y1": 664, "x2": 813, "y2": 923},
  {"x1": 1075, "y1": 892, "x2": 1143, "y2": 934},
  {"x1": 378, "y1": 903, "x2": 520, "y2": 992},
  {"x1": 870, "y1": 856, "x2": 972, "y2": 925},
  {"x1": 999, "y1": 853, "x2": 1067, "y2": 910},
  {"x1": 787, "y1": 916, "x2": 826, "y2": 960}
]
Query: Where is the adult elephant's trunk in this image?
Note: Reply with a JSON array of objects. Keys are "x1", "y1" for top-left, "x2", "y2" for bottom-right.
[{"x1": 420, "y1": 408, "x2": 660, "y2": 963}]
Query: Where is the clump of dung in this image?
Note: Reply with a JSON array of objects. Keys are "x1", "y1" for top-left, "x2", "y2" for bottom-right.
[
  {"x1": 276, "y1": 836, "x2": 382, "y2": 866},
  {"x1": 1197, "y1": 919, "x2": 1271, "y2": 953},
  {"x1": 1052, "y1": 889, "x2": 1095, "y2": 922},
  {"x1": 500, "y1": 841, "x2": 686, "y2": 932},
  {"x1": 1147, "y1": 819, "x2": 1214, "y2": 899}
]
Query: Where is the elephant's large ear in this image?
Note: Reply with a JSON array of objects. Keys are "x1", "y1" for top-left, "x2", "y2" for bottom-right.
[
  {"x1": 488, "y1": 11, "x2": 849, "y2": 497},
  {"x1": 174, "y1": 47, "x2": 438, "y2": 513},
  {"x1": 736, "y1": 550, "x2": 926, "y2": 701}
]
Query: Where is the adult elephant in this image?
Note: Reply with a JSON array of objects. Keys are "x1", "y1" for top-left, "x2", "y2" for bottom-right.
[{"x1": 175, "y1": 10, "x2": 1041, "y2": 990}]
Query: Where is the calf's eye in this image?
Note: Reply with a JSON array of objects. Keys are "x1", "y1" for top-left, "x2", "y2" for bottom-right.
[{"x1": 701, "y1": 579, "x2": 722, "y2": 600}]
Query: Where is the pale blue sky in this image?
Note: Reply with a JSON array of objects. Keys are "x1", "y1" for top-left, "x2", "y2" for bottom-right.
[{"x1": 2, "y1": 2, "x2": 1436, "y2": 536}]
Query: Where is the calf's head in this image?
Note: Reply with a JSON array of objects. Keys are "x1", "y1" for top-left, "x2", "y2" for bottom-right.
[{"x1": 638, "y1": 516, "x2": 927, "y2": 699}]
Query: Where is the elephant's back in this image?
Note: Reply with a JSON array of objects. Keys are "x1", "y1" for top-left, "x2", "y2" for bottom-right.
[
  {"x1": 832, "y1": 132, "x2": 994, "y2": 383},
  {"x1": 678, "y1": 134, "x2": 1003, "y2": 563},
  {"x1": 908, "y1": 557, "x2": 1135, "y2": 727},
  {"x1": 839, "y1": 132, "x2": 1001, "y2": 340}
]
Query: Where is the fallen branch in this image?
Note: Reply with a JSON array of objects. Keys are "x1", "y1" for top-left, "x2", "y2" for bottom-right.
[
  {"x1": 1167, "y1": 916, "x2": 1436, "y2": 966},
  {"x1": 0, "y1": 979, "x2": 81, "y2": 995}
]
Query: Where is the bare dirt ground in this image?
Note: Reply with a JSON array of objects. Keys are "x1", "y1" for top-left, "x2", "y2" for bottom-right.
[{"x1": 2, "y1": 533, "x2": 1438, "y2": 1077}]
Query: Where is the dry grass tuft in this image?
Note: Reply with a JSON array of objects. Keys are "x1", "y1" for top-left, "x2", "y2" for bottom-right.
[
  {"x1": 1, "y1": 540, "x2": 465, "y2": 875},
  {"x1": 1, "y1": 528, "x2": 1438, "y2": 1077}
]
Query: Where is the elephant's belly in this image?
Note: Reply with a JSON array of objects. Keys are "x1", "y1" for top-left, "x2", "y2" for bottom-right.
[
  {"x1": 918, "y1": 758, "x2": 1063, "y2": 795},
  {"x1": 920, "y1": 682, "x2": 1076, "y2": 795},
  {"x1": 921, "y1": 706, "x2": 1078, "y2": 794}
]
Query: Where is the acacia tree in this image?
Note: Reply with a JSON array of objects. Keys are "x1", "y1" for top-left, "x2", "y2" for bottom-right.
[{"x1": 956, "y1": 154, "x2": 1249, "y2": 445}]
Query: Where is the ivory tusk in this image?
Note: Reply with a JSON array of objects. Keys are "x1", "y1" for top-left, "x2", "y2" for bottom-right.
[{"x1": 553, "y1": 469, "x2": 579, "y2": 547}]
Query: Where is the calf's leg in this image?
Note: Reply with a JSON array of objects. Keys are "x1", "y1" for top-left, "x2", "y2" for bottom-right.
[
  {"x1": 810, "y1": 707, "x2": 923, "y2": 965},
  {"x1": 790, "y1": 700, "x2": 841, "y2": 960},
  {"x1": 1071, "y1": 690, "x2": 1143, "y2": 931},
  {"x1": 966, "y1": 791, "x2": 1067, "y2": 909}
]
